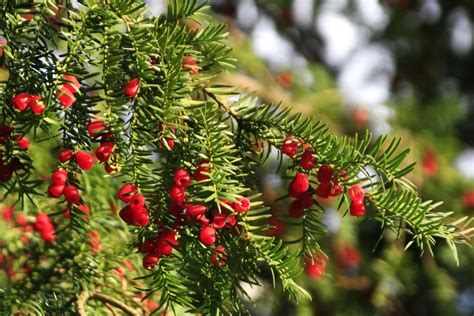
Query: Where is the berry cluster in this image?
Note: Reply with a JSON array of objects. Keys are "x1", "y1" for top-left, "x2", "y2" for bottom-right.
[
  {"x1": 117, "y1": 162, "x2": 251, "y2": 270},
  {"x1": 87, "y1": 120, "x2": 117, "y2": 173},
  {"x1": 34, "y1": 213, "x2": 55, "y2": 242},
  {"x1": 348, "y1": 185, "x2": 366, "y2": 216},
  {"x1": 281, "y1": 135, "x2": 366, "y2": 218},
  {"x1": 118, "y1": 184, "x2": 150, "y2": 226}
]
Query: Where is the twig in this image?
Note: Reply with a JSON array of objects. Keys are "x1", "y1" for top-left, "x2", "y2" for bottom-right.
[{"x1": 76, "y1": 290, "x2": 142, "y2": 316}]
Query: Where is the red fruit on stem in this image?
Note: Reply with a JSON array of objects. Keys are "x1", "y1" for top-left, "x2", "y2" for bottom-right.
[
  {"x1": 11, "y1": 93, "x2": 31, "y2": 111},
  {"x1": 104, "y1": 163, "x2": 117, "y2": 174},
  {"x1": 123, "y1": 78, "x2": 140, "y2": 98},
  {"x1": 143, "y1": 253, "x2": 159, "y2": 270},
  {"x1": 16, "y1": 214, "x2": 28, "y2": 227},
  {"x1": 137, "y1": 239, "x2": 155, "y2": 253},
  {"x1": 289, "y1": 199, "x2": 305, "y2": 218},
  {"x1": 174, "y1": 168, "x2": 191, "y2": 187},
  {"x1": 281, "y1": 136, "x2": 299, "y2": 157},
  {"x1": 51, "y1": 169, "x2": 67, "y2": 185},
  {"x1": 348, "y1": 184, "x2": 365, "y2": 202},
  {"x1": 329, "y1": 183, "x2": 343, "y2": 197},
  {"x1": 170, "y1": 184, "x2": 186, "y2": 204},
  {"x1": 56, "y1": 85, "x2": 76, "y2": 108},
  {"x1": 59, "y1": 149, "x2": 73, "y2": 162},
  {"x1": 300, "y1": 149, "x2": 315, "y2": 169},
  {"x1": 315, "y1": 182, "x2": 332, "y2": 198},
  {"x1": 306, "y1": 261, "x2": 325, "y2": 279},
  {"x1": 200, "y1": 226, "x2": 216, "y2": 246},
  {"x1": 118, "y1": 183, "x2": 137, "y2": 203},
  {"x1": 194, "y1": 164, "x2": 211, "y2": 181},
  {"x1": 130, "y1": 193, "x2": 145, "y2": 210},
  {"x1": 290, "y1": 172, "x2": 309, "y2": 193},
  {"x1": 288, "y1": 184, "x2": 302, "y2": 198},
  {"x1": 183, "y1": 57, "x2": 199, "y2": 74},
  {"x1": 187, "y1": 204, "x2": 207, "y2": 217},
  {"x1": 48, "y1": 183, "x2": 65, "y2": 198},
  {"x1": 234, "y1": 197, "x2": 251, "y2": 213},
  {"x1": 16, "y1": 136, "x2": 30, "y2": 149},
  {"x1": 350, "y1": 200, "x2": 366, "y2": 217},
  {"x1": 225, "y1": 215, "x2": 237, "y2": 228},
  {"x1": 87, "y1": 120, "x2": 106, "y2": 138},
  {"x1": 62, "y1": 74, "x2": 80, "y2": 93},
  {"x1": 119, "y1": 205, "x2": 133, "y2": 224},
  {"x1": 132, "y1": 209, "x2": 150, "y2": 226},
  {"x1": 75, "y1": 151, "x2": 94, "y2": 170},
  {"x1": 95, "y1": 141, "x2": 115, "y2": 162},
  {"x1": 29, "y1": 95, "x2": 45, "y2": 114},
  {"x1": 317, "y1": 164, "x2": 333, "y2": 183},
  {"x1": 196, "y1": 213, "x2": 210, "y2": 225},
  {"x1": 299, "y1": 191, "x2": 314, "y2": 208},
  {"x1": 64, "y1": 184, "x2": 81, "y2": 204},
  {"x1": 212, "y1": 211, "x2": 227, "y2": 229}
]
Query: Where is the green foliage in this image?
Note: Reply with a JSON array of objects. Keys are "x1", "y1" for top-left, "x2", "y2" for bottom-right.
[{"x1": 0, "y1": 0, "x2": 471, "y2": 314}]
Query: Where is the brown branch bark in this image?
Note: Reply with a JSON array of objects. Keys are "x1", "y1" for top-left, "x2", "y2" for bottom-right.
[{"x1": 76, "y1": 290, "x2": 142, "y2": 316}]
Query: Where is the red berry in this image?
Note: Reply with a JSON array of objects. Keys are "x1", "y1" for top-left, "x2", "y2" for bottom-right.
[
  {"x1": 75, "y1": 151, "x2": 94, "y2": 170},
  {"x1": 51, "y1": 169, "x2": 67, "y2": 185},
  {"x1": 64, "y1": 184, "x2": 80, "y2": 204},
  {"x1": 290, "y1": 172, "x2": 310, "y2": 194},
  {"x1": 350, "y1": 200, "x2": 365, "y2": 217},
  {"x1": 183, "y1": 57, "x2": 199, "y2": 74},
  {"x1": 200, "y1": 226, "x2": 216, "y2": 246},
  {"x1": 104, "y1": 163, "x2": 117, "y2": 174},
  {"x1": 170, "y1": 184, "x2": 186, "y2": 204},
  {"x1": 195, "y1": 213, "x2": 210, "y2": 225},
  {"x1": 289, "y1": 199, "x2": 305, "y2": 218},
  {"x1": 40, "y1": 230, "x2": 56, "y2": 242},
  {"x1": 48, "y1": 183, "x2": 65, "y2": 198},
  {"x1": 187, "y1": 204, "x2": 207, "y2": 218},
  {"x1": 329, "y1": 183, "x2": 343, "y2": 197},
  {"x1": 59, "y1": 149, "x2": 73, "y2": 162},
  {"x1": 288, "y1": 184, "x2": 302, "y2": 198},
  {"x1": 29, "y1": 95, "x2": 45, "y2": 114},
  {"x1": 15, "y1": 214, "x2": 28, "y2": 227},
  {"x1": 118, "y1": 183, "x2": 137, "y2": 203},
  {"x1": 87, "y1": 120, "x2": 106, "y2": 138},
  {"x1": 62, "y1": 74, "x2": 80, "y2": 93},
  {"x1": 12, "y1": 93, "x2": 31, "y2": 111},
  {"x1": 119, "y1": 205, "x2": 133, "y2": 224},
  {"x1": 16, "y1": 136, "x2": 29, "y2": 149},
  {"x1": 95, "y1": 141, "x2": 114, "y2": 162},
  {"x1": 306, "y1": 261, "x2": 325, "y2": 279},
  {"x1": 317, "y1": 164, "x2": 333, "y2": 183},
  {"x1": 194, "y1": 160, "x2": 211, "y2": 181},
  {"x1": 234, "y1": 197, "x2": 251, "y2": 213},
  {"x1": 174, "y1": 168, "x2": 191, "y2": 187},
  {"x1": 225, "y1": 215, "x2": 237, "y2": 228},
  {"x1": 281, "y1": 136, "x2": 299, "y2": 157},
  {"x1": 130, "y1": 193, "x2": 145, "y2": 210},
  {"x1": 143, "y1": 253, "x2": 159, "y2": 270},
  {"x1": 212, "y1": 211, "x2": 227, "y2": 229},
  {"x1": 123, "y1": 78, "x2": 140, "y2": 98},
  {"x1": 300, "y1": 149, "x2": 315, "y2": 169},
  {"x1": 154, "y1": 230, "x2": 178, "y2": 256},
  {"x1": 56, "y1": 85, "x2": 76, "y2": 108},
  {"x1": 348, "y1": 185, "x2": 365, "y2": 202},
  {"x1": 132, "y1": 209, "x2": 150, "y2": 226},
  {"x1": 299, "y1": 191, "x2": 314, "y2": 208},
  {"x1": 211, "y1": 245, "x2": 226, "y2": 266},
  {"x1": 137, "y1": 239, "x2": 155, "y2": 253},
  {"x1": 315, "y1": 182, "x2": 332, "y2": 198}
]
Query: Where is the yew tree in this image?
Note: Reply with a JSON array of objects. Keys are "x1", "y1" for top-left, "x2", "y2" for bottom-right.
[{"x1": 0, "y1": 0, "x2": 472, "y2": 315}]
